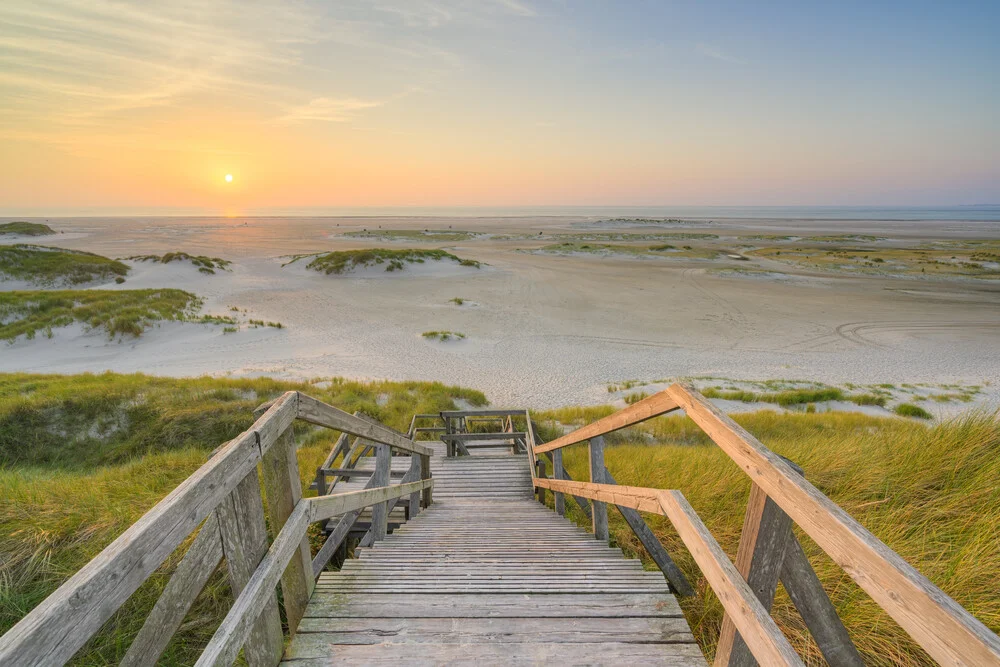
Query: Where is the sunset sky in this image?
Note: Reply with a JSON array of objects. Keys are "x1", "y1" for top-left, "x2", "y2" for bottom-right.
[{"x1": 1, "y1": 1, "x2": 997, "y2": 215}]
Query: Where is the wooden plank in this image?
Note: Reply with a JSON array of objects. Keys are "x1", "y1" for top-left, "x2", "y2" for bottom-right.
[
  {"x1": 121, "y1": 515, "x2": 223, "y2": 667},
  {"x1": 667, "y1": 382, "x2": 1000, "y2": 667},
  {"x1": 368, "y1": 445, "x2": 390, "y2": 542},
  {"x1": 311, "y1": 475, "x2": 378, "y2": 578},
  {"x1": 533, "y1": 390, "x2": 680, "y2": 454},
  {"x1": 602, "y1": 467, "x2": 693, "y2": 597},
  {"x1": 780, "y1": 537, "x2": 864, "y2": 667},
  {"x1": 589, "y1": 436, "x2": 609, "y2": 542},
  {"x1": 420, "y1": 452, "x2": 432, "y2": 508},
  {"x1": 439, "y1": 409, "x2": 527, "y2": 417},
  {"x1": 259, "y1": 423, "x2": 313, "y2": 636},
  {"x1": 407, "y1": 456, "x2": 422, "y2": 519},
  {"x1": 0, "y1": 392, "x2": 297, "y2": 667},
  {"x1": 280, "y1": 641, "x2": 707, "y2": 665},
  {"x1": 197, "y1": 501, "x2": 310, "y2": 667},
  {"x1": 552, "y1": 449, "x2": 565, "y2": 515},
  {"x1": 296, "y1": 393, "x2": 432, "y2": 455},
  {"x1": 301, "y1": 592, "x2": 684, "y2": 617},
  {"x1": 441, "y1": 431, "x2": 527, "y2": 441},
  {"x1": 309, "y1": 479, "x2": 433, "y2": 523},
  {"x1": 715, "y1": 483, "x2": 794, "y2": 667},
  {"x1": 216, "y1": 470, "x2": 284, "y2": 667},
  {"x1": 657, "y1": 490, "x2": 803, "y2": 667},
  {"x1": 531, "y1": 477, "x2": 662, "y2": 514}
]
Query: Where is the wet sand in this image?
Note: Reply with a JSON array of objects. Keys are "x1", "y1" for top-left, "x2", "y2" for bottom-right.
[{"x1": 2, "y1": 215, "x2": 999, "y2": 409}]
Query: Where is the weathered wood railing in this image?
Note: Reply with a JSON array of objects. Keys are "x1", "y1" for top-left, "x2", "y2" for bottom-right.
[
  {"x1": 0, "y1": 391, "x2": 433, "y2": 667},
  {"x1": 528, "y1": 383, "x2": 1000, "y2": 667}
]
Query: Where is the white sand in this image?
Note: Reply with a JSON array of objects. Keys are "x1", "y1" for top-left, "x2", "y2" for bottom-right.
[{"x1": 2, "y1": 216, "x2": 999, "y2": 410}]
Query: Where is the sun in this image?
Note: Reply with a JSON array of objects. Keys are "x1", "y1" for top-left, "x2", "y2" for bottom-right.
[{"x1": 224, "y1": 174, "x2": 233, "y2": 183}]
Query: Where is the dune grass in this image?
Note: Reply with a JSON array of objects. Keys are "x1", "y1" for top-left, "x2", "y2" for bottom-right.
[
  {"x1": 895, "y1": 403, "x2": 933, "y2": 419},
  {"x1": 0, "y1": 289, "x2": 203, "y2": 342},
  {"x1": 125, "y1": 252, "x2": 231, "y2": 274},
  {"x1": 287, "y1": 249, "x2": 481, "y2": 274},
  {"x1": 0, "y1": 373, "x2": 487, "y2": 664},
  {"x1": 701, "y1": 386, "x2": 845, "y2": 406},
  {"x1": 0, "y1": 245, "x2": 129, "y2": 286},
  {"x1": 0, "y1": 222, "x2": 55, "y2": 236},
  {"x1": 422, "y1": 330, "x2": 465, "y2": 341},
  {"x1": 531, "y1": 409, "x2": 1000, "y2": 665}
]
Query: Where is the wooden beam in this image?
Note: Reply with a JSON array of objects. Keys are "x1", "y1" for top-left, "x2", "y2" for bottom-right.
[
  {"x1": 311, "y1": 475, "x2": 378, "y2": 578},
  {"x1": 216, "y1": 470, "x2": 284, "y2": 667},
  {"x1": 366, "y1": 445, "x2": 391, "y2": 543},
  {"x1": 0, "y1": 392, "x2": 297, "y2": 666},
  {"x1": 602, "y1": 467, "x2": 693, "y2": 597},
  {"x1": 121, "y1": 515, "x2": 223, "y2": 667},
  {"x1": 296, "y1": 393, "x2": 432, "y2": 456},
  {"x1": 439, "y1": 409, "x2": 527, "y2": 417},
  {"x1": 258, "y1": 423, "x2": 313, "y2": 637},
  {"x1": 780, "y1": 537, "x2": 863, "y2": 667},
  {"x1": 196, "y1": 502, "x2": 310, "y2": 667},
  {"x1": 716, "y1": 483, "x2": 795, "y2": 667},
  {"x1": 589, "y1": 436, "x2": 609, "y2": 543},
  {"x1": 309, "y1": 479, "x2": 434, "y2": 524},
  {"x1": 657, "y1": 491, "x2": 803, "y2": 667},
  {"x1": 533, "y1": 390, "x2": 680, "y2": 454},
  {"x1": 441, "y1": 431, "x2": 527, "y2": 441},
  {"x1": 668, "y1": 382, "x2": 1000, "y2": 667},
  {"x1": 552, "y1": 449, "x2": 565, "y2": 516},
  {"x1": 532, "y1": 477, "x2": 663, "y2": 515}
]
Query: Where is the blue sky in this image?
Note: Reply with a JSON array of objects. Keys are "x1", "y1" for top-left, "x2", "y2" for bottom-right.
[{"x1": 0, "y1": 0, "x2": 997, "y2": 213}]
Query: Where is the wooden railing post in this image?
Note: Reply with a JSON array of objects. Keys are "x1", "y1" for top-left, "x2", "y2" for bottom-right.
[
  {"x1": 216, "y1": 470, "x2": 284, "y2": 667},
  {"x1": 259, "y1": 421, "x2": 313, "y2": 637},
  {"x1": 536, "y1": 458, "x2": 547, "y2": 504},
  {"x1": 552, "y1": 449, "x2": 565, "y2": 516},
  {"x1": 589, "y1": 435, "x2": 609, "y2": 542},
  {"x1": 716, "y1": 462, "x2": 863, "y2": 667},
  {"x1": 408, "y1": 455, "x2": 422, "y2": 518},
  {"x1": 369, "y1": 444, "x2": 391, "y2": 541},
  {"x1": 420, "y1": 452, "x2": 432, "y2": 508}
]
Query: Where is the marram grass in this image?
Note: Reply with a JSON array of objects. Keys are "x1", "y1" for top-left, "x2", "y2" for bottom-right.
[{"x1": 533, "y1": 409, "x2": 1000, "y2": 666}]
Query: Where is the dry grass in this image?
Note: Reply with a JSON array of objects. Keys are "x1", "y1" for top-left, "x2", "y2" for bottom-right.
[{"x1": 532, "y1": 409, "x2": 1000, "y2": 666}]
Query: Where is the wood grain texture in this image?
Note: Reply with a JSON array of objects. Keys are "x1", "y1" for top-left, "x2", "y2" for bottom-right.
[
  {"x1": 309, "y1": 479, "x2": 433, "y2": 523},
  {"x1": 197, "y1": 501, "x2": 310, "y2": 667},
  {"x1": 296, "y1": 393, "x2": 432, "y2": 455},
  {"x1": 259, "y1": 424, "x2": 313, "y2": 636},
  {"x1": 121, "y1": 515, "x2": 223, "y2": 667},
  {"x1": 715, "y1": 483, "x2": 794, "y2": 667},
  {"x1": 589, "y1": 436, "x2": 609, "y2": 542},
  {"x1": 657, "y1": 490, "x2": 803, "y2": 667},
  {"x1": 667, "y1": 382, "x2": 1000, "y2": 666},
  {"x1": 216, "y1": 470, "x2": 284, "y2": 667},
  {"x1": 533, "y1": 390, "x2": 680, "y2": 453},
  {"x1": 0, "y1": 392, "x2": 296, "y2": 667}
]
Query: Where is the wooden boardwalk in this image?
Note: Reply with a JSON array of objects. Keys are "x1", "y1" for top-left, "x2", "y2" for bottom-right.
[{"x1": 283, "y1": 441, "x2": 704, "y2": 665}]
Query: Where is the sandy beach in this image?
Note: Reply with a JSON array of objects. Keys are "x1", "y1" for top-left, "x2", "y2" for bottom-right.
[{"x1": 2, "y1": 215, "x2": 999, "y2": 410}]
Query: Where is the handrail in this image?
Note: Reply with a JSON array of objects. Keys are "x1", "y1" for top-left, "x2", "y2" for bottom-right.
[
  {"x1": 528, "y1": 383, "x2": 1000, "y2": 666},
  {"x1": 196, "y1": 479, "x2": 433, "y2": 666},
  {"x1": 0, "y1": 390, "x2": 432, "y2": 667}
]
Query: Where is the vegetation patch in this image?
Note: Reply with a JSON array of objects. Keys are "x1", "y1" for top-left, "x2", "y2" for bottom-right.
[
  {"x1": 533, "y1": 408, "x2": 1000, "y2": 664},
  {"x1": 894, "y1": 403, "x2": 933, "y2": 419},
  {"x1": 533, "y1": 242, "x2": 718, "y2": 260},
  {"x1": 449, "y1": 297, "x2": 465, "y2": 305},
  {"x1": 0, "y1": 245, "x2": 129, "y2": 286},
  {"x1": 341, "y1": 229, "x2": 480, "y2": 242},
  {"x1": 0, "y1": 373, "x2": 487, "y2": 664},
  {"x1": 701, "y1": 386, "x2": 844, "y2": 406},
  {"x1": 0, "y1": 222, "x2": 55, "y2": 236},
  {"x1": 125, "y1": 252, "x2": 231, "y2": 274},
  {"x1": 0, "y1": 289, "x2": 203, "y2": 342},
  {"x1": 287, "y1": 249, "x2": 481, "y2": 274},
  {"x1": 422, "y1": 330, "x2": 465, "y2": 341}
]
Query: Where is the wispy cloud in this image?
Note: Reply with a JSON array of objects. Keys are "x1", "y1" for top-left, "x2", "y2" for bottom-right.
[
  {"x1": 279, "y1": 97, "x2": 384, "y2": 123},
  {"x1": 696, "y1": 42, "x2": 746, "y2": 65}
]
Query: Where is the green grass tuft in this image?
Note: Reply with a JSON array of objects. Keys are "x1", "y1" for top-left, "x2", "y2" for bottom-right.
[
  {"x1": 0, "y1": 289, "x2": 203, "y2": 342},
  {"x1": 422, "y1": 330, "x2": 465, "y2": 341},
  {"x1": 289, "y1": 249, "x2": 480, "y2": 274},
  {"x1": 0, "y1": 245, "x2": 129, "y2": 286},
  {"x1": 125, "y1": 252, "x2": 231, "y2": 274},
  {"x1": 0, "y1": 222, "x2": 55, "y2": 236},
  {"x1": 895, "y1": 403, "x2": 933, "y2": 419}
]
